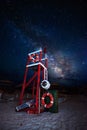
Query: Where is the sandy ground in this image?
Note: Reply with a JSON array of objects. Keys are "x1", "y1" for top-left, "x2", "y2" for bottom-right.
[{"x1": 0, "y1": 95, "x2": 87, "y2": 130}]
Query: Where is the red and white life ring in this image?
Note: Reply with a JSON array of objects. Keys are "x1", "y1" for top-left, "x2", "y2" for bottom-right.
[
  {"x1": 29, "y1": 54, "x2": 39, "y2": 63},
  {"x1": 41, "y1": 92, "x2": 54, "y2": 108}
]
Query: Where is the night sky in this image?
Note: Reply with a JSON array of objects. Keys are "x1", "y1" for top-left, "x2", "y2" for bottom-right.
[{"x1": 0, "y1": 0, "x2": 87, "y2": 86}]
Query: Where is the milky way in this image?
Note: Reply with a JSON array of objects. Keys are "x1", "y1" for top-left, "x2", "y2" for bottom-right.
[{"x1": 0, "y1": 0, "x2": 87, "y2": 84}]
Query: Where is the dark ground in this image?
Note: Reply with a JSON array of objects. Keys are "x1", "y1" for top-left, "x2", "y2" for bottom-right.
[{"x1": 0, "y1": 94, "x2": 87, "y2": 130}]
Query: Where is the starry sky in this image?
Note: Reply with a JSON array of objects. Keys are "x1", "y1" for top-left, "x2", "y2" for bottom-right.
[{"x1": 0, "y1": 0, "x2": 87, "y2": 86}]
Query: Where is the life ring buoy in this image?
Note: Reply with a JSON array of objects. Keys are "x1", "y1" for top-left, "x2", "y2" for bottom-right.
[
  {"x1": 41, "y1": 80, "x2": 50, "y2": 90},
  {"x1": 41, "y1": 92, "x2": 54, "y2": 108}
]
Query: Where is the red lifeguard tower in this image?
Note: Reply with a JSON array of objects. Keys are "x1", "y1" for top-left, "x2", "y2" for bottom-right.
[{"x1": 16, "y1": 48, "x2": 51, "y2": 114}]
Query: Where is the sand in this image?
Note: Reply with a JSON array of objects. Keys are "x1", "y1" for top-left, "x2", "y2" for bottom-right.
[{"x1": 0, "y1": 95, "x2": 87, "y2": 130}]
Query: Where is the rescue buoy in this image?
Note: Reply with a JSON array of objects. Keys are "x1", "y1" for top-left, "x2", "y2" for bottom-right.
[
  {"x1": 41, "y1": 80, "x2": 50, "y2": 90},
  {"x1": 41, "y1": 92, "x2": 54, "y2": 108}
]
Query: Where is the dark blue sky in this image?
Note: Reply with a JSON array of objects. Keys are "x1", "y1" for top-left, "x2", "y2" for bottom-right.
[{"x1": 0, "y1": 0, "x2": 87, "y2": 85}]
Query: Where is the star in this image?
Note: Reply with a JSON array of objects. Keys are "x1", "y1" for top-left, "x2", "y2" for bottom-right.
[{"x1": 82, "y1": 61, "x2": 85, "y2": 65}]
